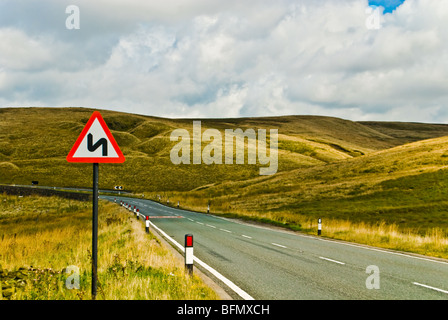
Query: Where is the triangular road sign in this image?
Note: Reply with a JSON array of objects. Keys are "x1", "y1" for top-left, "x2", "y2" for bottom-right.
[{"x1": 66, "y1": 111, "x2": 125, "y2": 163}]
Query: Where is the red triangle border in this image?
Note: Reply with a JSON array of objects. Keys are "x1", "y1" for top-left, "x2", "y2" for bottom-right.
[{"x1": 66, "y1": 111, "x2": 126, "y2": 163}]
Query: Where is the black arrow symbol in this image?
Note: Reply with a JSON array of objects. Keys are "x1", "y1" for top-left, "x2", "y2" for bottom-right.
[{"x1": 87, "y1": 133, "x2": 108, "y2": 156}]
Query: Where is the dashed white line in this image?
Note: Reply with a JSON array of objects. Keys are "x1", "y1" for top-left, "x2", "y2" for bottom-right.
[
  {"x1": 206, "y1": 224, "x2": 216, "y2": 228},
  {"x1": 271, "y1": 243, "x2": 287, "y2": 249},
  {"x1": 319, "y1": 256, "x2": 345, "y2": 265},
  {"x1": 196, "y1": 222, "x2": 204, "y2": 225},
  {"x1": 242, "y1": 235, "x2": 252, "y2": 239},
  {"x1": 220, "y1": 228, "x2": 232, "y2": 233},
  {"x1": 187, "y1": 218, "x2": 194, "y2": 222},
  {"x1": 413, "y1": 282, "x2": 448, "y2": 294}
]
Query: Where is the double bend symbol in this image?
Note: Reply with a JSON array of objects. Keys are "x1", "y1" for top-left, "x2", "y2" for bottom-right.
[{"x1": 87, "y1": 133, "x2": 108, "y2": 156}]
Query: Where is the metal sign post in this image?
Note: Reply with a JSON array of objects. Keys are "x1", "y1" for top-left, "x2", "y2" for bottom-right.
[
  {"x1": 66, "y1": 111, "x2": 125, "y2": 300},
  {"x1": 92, "y1": 162, "x2": 99, "y2": 299}
]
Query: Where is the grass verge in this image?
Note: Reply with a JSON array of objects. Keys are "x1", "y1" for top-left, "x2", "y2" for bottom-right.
[{"x1": 0, "y1": 193, "x2": 219, "y2": 300}]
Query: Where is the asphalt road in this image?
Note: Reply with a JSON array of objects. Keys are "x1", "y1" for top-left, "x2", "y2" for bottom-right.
[{"x1": 102, "y1": 195, "x2": 448, "y2": 300}]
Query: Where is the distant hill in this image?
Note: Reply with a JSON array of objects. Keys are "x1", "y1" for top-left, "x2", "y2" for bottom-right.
[
  {"x1": 2, "y1": 107, "x2": 448, "y2": 191},
  {"x1": 184, "y1": 134, "x2": 448, "y2": 231},
  {"x1": 2, "y1": 107, "x2": 448, "y2": 233}
]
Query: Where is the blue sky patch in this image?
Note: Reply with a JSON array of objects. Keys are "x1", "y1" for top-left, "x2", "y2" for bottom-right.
[{"x1": 368, "y1": 0, "x2": 406, "y2": 13}]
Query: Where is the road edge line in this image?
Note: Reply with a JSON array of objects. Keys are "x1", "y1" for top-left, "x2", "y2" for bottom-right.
[{"x1": 146, "y1": 219, "x2": 255, "y2": 300}]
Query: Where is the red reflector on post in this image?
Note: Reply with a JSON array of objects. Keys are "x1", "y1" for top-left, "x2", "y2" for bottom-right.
[{"x1": 185, "y1": 234, "x2": 193, "y2": 247}]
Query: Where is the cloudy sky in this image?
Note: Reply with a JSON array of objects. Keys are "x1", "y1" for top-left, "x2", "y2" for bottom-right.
[{"x1": 0, "y1": 0, "x2": 447, "y2": 122}]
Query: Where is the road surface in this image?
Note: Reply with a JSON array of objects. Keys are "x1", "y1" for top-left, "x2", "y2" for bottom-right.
[{"x1": 102, "y1": 195, "x2": 448, "y2": 300}]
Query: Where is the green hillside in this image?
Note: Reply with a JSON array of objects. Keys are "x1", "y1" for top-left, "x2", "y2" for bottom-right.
[
  {"x1": 176, "y1": 135, "x2": 448, "y2": 232},
  {"x1": 2, "y1": 107, "x2": 448, "y2": 192},
  {"x1": 1, "y1": 107, "x2": 448, "y2": 242}
]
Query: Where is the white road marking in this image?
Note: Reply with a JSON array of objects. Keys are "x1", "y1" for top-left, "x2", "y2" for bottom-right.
[
  {"x1": 220, "y1": 228, "x2": 232, "y2": 233},
  {"x1": 319, "y1": 256, "x2": 345, "y2": 265},
  {"x1": 216, "y1": 213, "x2": 448, "y2": 267},
  {"x1": 206, "y1": 224, "x2": 216, "y2": 228},
  {"x1": 412, "y1": 282, "x2": 448, "y2": 294},
  {"x1": 242, "y1": 235, "x2": 252, "y2": 239},
  {"x1": 187, "y1": 218, "x2": 194, "y2": 222},
  {"x1": 196, "y1": 222, "x2": 204, "y2": 225},
  {"x1": 272, "y1": 243, "x2": 287, "y2": 249},
  {"x1": 145, "y1": 218, "x2": 254, "y2": 300}
]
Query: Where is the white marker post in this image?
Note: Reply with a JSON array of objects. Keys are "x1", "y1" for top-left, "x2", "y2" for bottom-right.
[
  {"x1": 145, "y1": 215, "x2": 150, "y2": 233},
  {"x1": 318, "y1": 218, "x2": 322, "y2": 236},
  {"x1": 136, "y1": 208, "x2": 140, "y2": 220},
  {"x1": 185, "y1": 234, "x2": 194, "y2": 275}
]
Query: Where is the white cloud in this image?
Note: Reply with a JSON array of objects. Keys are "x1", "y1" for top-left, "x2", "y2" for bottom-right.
[{"x1": 0, "y1": 0, "x2": 447, "y2": 122}]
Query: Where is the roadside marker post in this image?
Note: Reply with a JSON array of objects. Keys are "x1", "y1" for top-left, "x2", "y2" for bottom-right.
[
  {"x1": 318, "y1": 218, "x2": 322, "y2": 236},
  {"x1": 136, "y1": 208, "x2": 140, "y2": 220},
  {"x1": 185, "y1": 234, "x2": 194, "y2": 275},
  {"x1": 145, "y1": 215, "x2": 150, "y2": 233},
  {"x1": 66, "y1": 111, "x2": 125, "y2": 300}
]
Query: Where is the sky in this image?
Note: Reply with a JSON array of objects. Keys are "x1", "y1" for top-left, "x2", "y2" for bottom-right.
[{"x1": 0, "y1": 0, "x2": 447, "y2": 123}]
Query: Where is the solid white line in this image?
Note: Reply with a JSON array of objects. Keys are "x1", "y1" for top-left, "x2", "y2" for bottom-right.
[
  {"x1": 319, "y1": 256, "x2": 345, "y2": 265},
  {"x1": 215, "y1": 215, "x2": 448, "y2": 267},
  {"x1": 242, "y1": 235, "x2": 252, "y2": 239},
  {"x1": 272, "y1": 243, "x2": 287, "y2": 249},
  {"x1": 220, "y1": 228, "x2": 232, "y2": 233},
  {"x1": 206, "y1": 224, "x2": 216, "y2": 228},
  {"x1": 317, "y1": 237, "x2": 448, "y2": 266},
  {"x1": 412, "y1": 282, "x2": 448, "y2": 294},
  {"x1": 146, "y1": 219, "x2": 254, "y2": 300}
]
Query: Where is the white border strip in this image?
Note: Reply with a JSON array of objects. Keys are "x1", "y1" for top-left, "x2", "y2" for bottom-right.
[
  {"x1": 412, "y1": 282, "x2": 448, "y2": 294},
  {"x1": 272, "y1": 243, "x2": 287, "y2": 249},
  {"x1": 146, "y1": 218, "x2": 255, "y2": 300},
  {"x1": 319, "y1": 256, "x2": 346, "y2": 265}
]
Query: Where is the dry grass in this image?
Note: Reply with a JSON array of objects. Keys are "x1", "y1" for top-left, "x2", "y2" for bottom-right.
[{"x1": 0, "y1": 194, "x2": 219, "y2": 300}]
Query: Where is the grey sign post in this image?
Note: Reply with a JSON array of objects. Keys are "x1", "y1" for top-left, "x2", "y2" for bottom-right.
[
  {"x1": 66, "y1": 111, "x2": 125, "y2": 300},
  {"x1": 92, "y1": 162, "x2": 99, "y2": 298}
]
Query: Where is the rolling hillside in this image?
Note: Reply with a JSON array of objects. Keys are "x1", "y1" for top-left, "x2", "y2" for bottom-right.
[
  {"x1": 1, "y1": 107, "x2": 448, "y2": 235},
  {"x1": 176, "y1": 135, "x2": 448, "y2": 232}
]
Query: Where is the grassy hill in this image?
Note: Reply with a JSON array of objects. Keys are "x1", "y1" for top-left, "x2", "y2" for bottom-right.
[
  {"x1": 2, "y1": 107, "x2": 448, "y2": 192},
  {"x1": 1, "y1": 107, "x2": 448, "y2": 257},
  {"x1": 174, "y1": 135, "x2": 448, "y2": 231}
]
